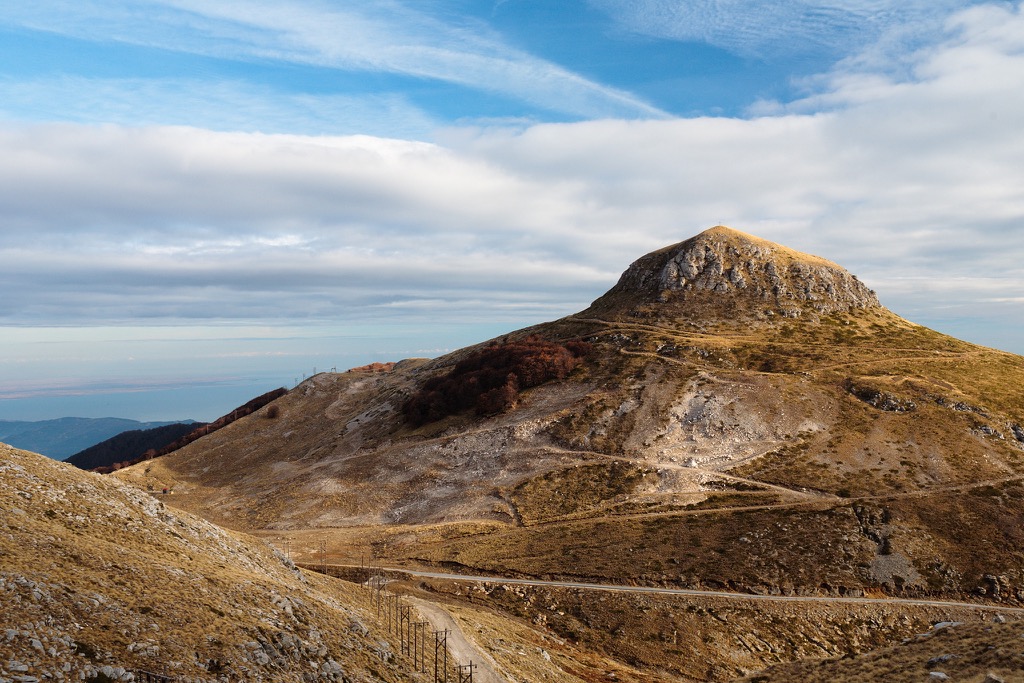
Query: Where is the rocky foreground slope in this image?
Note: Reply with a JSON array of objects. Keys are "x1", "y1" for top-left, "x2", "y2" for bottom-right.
[{"x1": 0, "y1": 443, "x2": 411, "y2": 682}]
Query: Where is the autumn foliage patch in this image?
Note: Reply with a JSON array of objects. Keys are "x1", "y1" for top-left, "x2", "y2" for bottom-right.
[{"x1": 403, "y1": 335, "x2": 591, "y2": 425}]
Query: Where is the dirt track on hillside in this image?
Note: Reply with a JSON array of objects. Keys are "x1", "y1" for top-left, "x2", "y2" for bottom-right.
[
  {"x1": 393, "y1": 567, "x2": 1024, "y2": 615},
  {"x1": 409, "y1": 597, "x2": 507, "y2": 683}
]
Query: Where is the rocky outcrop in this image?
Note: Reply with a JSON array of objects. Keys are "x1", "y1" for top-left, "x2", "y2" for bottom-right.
[
  {"x1": 844, "y1": 379, "x2": 917, "y2": 413},
  {"x1": 592, "y1": 225, "x2": 881, "y2": 319},
  {"x1": 1009, "y1": 423, "x2": 1024, "y2": 444},
  {"x1": 659, "y1": 228, "x2": 879, "y2": 312}
]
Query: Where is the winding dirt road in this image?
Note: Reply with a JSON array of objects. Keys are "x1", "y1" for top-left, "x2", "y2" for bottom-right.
[
  {"x1": 409, "y1": 597, "x2": 507, "y2": 683},
  {"x1": 364, "y1": 565, "x2": 1024, "y2": 615}
]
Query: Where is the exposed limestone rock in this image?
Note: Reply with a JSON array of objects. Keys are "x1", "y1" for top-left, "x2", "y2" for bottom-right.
[
  {"x1": 649, "y1": 374, "x2": 823, "y2": 469},
  {"x1": 844, "y1": 380, "x2": 917, "y2": 413},
  {"x1": 1009, "y1": 423, "x2": 1024, "y2": 444},
  {"x1": 661, "y1": 227, "x2": 879, "y2": 314},
  {"x1": 592, "y1": 225, "x2": 880, "y2": 320},
  {"x1": 870, "y1": 553, "x2": 925, "y2": 592}
]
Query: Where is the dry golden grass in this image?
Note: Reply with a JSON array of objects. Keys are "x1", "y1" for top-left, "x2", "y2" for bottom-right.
[
  {"x1": 110, "y1": 300, "x2": 1024, "y2": 679},
  {"x1": 0, "y1": 443, "x2": 416, "y2": 681},
  {"x1": 738, "y1": 619, "x2": 1024, "y2": 682},
  {"x1": 5, "y1": 442, "x2": 709, "y2": 682},
  {"x1": 109, "y1": 295, "x2": 1024, "y2": 677},
  {"x1": 510, "y1": 461, "x2": 658, "y2": 525}
]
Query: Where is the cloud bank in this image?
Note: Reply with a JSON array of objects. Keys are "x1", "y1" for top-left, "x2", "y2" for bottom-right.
[{"x1": 0, "y1": 2, "x2": 1022, "y2": 355}]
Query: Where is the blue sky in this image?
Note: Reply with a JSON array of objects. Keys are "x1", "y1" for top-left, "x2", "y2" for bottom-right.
[{"x1": 1, "y1": 1, "x2": 1023, "y2": 422}]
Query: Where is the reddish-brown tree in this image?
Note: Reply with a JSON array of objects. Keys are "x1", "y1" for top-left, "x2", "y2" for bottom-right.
[{"x1": 403, "y1": 336, "x2": 591, "y2": 425}]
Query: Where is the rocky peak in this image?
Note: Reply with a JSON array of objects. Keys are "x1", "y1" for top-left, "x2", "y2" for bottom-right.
[{"x1": 591, "y1": 226, "x2": 881, "y2": 320}]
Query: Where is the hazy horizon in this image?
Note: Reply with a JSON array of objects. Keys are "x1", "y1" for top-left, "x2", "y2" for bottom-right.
[
  {"x1": 0, "y1": 320, "x2": 525, "y2": 422},
  {"x1": 4, "y1": 289, "x2": 1022, "y2": 423}
]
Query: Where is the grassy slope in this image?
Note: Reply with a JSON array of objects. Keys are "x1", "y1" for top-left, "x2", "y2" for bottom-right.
[
  {"x1": 737, "y1": 619, "x2": 1024, "y2": 682},
  {"x1": 391, "y1": 309, "x2": 1024, "y2": 590},
  {"x1": 0, "y1": 443, "x2": 411, "y2": 682},
  {"x1": 412, "y1": 577, "x2": 1022, "y2": 683},
  {"x1": 105, "y1": 310, "x2": 1024, "y2": 681}
]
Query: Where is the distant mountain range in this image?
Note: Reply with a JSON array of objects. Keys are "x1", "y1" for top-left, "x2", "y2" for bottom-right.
[{"x1": 0, "y1": 417, "x2": 195, "y2": 460}]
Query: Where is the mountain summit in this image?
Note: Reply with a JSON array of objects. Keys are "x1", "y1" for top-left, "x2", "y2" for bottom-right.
[{"x1": 589, "y1": 225, "x2": 880, "y2": 321}]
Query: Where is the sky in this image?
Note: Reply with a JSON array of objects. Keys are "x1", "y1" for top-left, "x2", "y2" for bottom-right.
[{"x1": 1, "y1": 0, "x2": 1022, "y2": 422}]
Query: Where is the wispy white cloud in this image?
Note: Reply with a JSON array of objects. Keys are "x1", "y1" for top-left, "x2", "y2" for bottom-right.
[
  {"x1": 0, "y1": 123, "x2": 614, "y2": 324},
  {"x1": 1, "y1": 0, "x2": 667, "y2": 120},
  {"x1": 588, "y1": 0, "x2": 983, "y2": 63},
  {"x1": 0, "y1": 76, "x2": 438, "y2": 138}
]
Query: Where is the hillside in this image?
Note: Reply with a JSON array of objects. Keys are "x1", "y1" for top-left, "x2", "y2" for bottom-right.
[
  {"x1": 0, "y1": 418, "x2": 188, "y2": 460},
  {"x1": 0, "y1": 442, "x2": 413, "y2": 682},
  {"x1": 65, "y1": 421, "x2": 201, "y2": 471},
  {"x1": 0, "y1": 442, "x2": 707, "y2": 682},
  {"x1": 3, "y1": 444, "x2": 1018, "y2": 683},
  {"x1": 737, "y1": 618, "x2": 1024, "y2": 682},
  {"x1": 114, "y1": 225, "x2": 1024, "y2": 679}
]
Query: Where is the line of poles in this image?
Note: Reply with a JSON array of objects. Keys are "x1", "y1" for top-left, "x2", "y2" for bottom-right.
[{"x1": 364, "y1": 560, "x2": 473, "y2": 683}]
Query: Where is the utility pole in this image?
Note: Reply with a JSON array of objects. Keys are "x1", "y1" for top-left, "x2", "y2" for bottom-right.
[
  {"x1": 434, "y1": 629, "x2": 449, "y2": 683},
  {"x1": 399, "y1": 604, "x2": 412, "y2": 655},
  {"x1": 413, "y1": 621, "x2": 428, "y2": 672}
]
